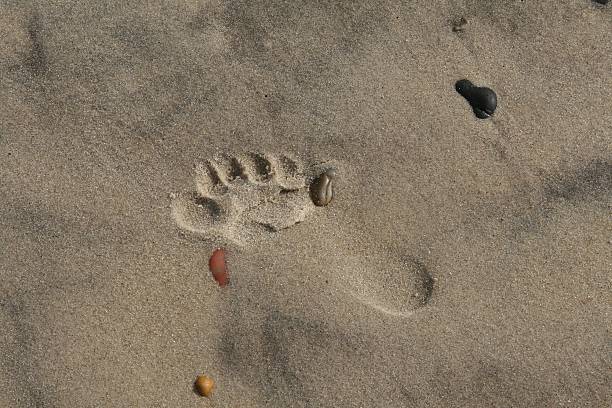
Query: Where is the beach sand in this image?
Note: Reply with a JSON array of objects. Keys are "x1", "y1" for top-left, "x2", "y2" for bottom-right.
[{"x1": 1, "y1": 1, "x2": 610, "y2": 407}]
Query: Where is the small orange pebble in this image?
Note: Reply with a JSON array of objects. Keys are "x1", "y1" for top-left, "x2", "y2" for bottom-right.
[
  {"x1": 209, "y1": 248, "x2": 229, "y2": 287},
  {"x1": 194, "y1": 375, "x2": 215, "y2": 397}
]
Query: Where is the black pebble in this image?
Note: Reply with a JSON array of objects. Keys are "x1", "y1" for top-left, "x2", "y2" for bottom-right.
[
  {"x1": 593, "y1": 0, "x2": 608, "y2": 5},
  {"x1": 455, "y1": 79, "x2": 497, "y2": 119}
]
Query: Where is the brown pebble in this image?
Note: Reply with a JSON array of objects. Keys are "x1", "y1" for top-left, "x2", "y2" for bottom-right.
[
  {"x1": 309, "y1": 169, "x2": 336, "y2": 207},
  {"x1": 194, "y1": 375, "x2": 215, "y2": 397}
]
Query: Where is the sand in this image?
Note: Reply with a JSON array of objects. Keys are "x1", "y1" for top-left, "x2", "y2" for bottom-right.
[{"x1": 1, "y1": 1, "x2": 610, "y2": 407}]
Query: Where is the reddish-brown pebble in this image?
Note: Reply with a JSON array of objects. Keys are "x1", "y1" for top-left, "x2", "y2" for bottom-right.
[{"x1": 209, "y1": 248, "x2": 229, "y2": 287}]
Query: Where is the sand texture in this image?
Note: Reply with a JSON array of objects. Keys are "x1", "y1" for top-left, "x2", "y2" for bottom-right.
[{"x1": 1, "y1": 1, "x2": 611, "y2": 407}]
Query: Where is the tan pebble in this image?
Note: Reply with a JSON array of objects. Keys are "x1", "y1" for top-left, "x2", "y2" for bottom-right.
[
  {"x1": 194, "y1": 375, "x2": 215, "y2": 397},
  {"x1": 309, "y1": 169, "x2": 336, "y2": 207}
]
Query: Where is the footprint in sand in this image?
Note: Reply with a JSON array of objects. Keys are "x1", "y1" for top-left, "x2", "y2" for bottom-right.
[
  {"x1": 171, "y1": 152, "x2": 335, "y2": 244},
  {"x1": 173, "y1": 153, "x2": 435, "y2": 317}
]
